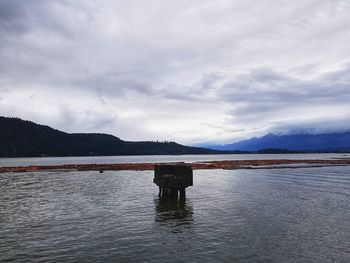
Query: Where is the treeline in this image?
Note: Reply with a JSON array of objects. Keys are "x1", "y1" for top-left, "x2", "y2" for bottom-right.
[{"x1": 0, "y1": 116, "x2": 220, "y2": 157}]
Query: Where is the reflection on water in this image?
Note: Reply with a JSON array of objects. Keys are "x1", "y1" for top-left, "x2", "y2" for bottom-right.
[{"x1": 154, "y1": 196, "x2": 193, "y2": 233}]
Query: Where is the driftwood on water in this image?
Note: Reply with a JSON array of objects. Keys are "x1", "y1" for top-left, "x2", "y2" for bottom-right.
[{"x1": 1, "y1": 158, "x2": 350, "y2": 173}]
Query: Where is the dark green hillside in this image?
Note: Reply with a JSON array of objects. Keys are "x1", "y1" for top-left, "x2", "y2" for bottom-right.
[{"x1": 0, "y1": 116, "x2": 220, "y2": 157}]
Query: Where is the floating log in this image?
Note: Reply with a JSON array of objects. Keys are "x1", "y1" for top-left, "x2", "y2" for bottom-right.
[{"x1": 1, "y1": 159, "x2": 350, "y2": 173}]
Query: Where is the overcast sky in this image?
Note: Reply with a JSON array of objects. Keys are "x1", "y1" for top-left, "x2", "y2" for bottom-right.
[{"x1": 1, "y1": 0, "x2": 350, "y2": 144}]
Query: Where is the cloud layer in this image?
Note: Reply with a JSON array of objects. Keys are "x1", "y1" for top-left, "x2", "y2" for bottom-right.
[{"x1": 1, "y1": 0, "x2": 350, "y2": 144}]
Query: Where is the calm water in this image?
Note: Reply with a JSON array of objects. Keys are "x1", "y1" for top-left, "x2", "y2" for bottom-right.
[
  {"x1": 1, "y1": 164, "x2": 350, "y2": 262},
  {"x1": 0, "y1": 153, "x2": 348, "y2": 167}
]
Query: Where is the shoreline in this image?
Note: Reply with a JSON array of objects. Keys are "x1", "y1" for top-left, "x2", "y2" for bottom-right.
[{"x1": 1, "y1": 158, "x2": 350, "y2": 173}]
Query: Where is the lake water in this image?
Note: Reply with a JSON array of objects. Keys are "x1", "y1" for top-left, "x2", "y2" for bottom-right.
[
  {"x1": 1, "y1": 155, "x2": 350, "y2": 262},
  {"x1": 0, "y1": 153, "x2": 348, "y2": 167}
]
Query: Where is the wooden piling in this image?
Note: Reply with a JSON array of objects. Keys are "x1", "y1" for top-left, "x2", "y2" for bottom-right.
[{"x1": 154, "y1": 164, "x2": 193, "y2": 199}]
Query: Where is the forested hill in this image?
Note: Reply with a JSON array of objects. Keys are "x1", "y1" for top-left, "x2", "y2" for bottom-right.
[{"x1": 0, "y1": 116, "x2": 220, "y2": 157}]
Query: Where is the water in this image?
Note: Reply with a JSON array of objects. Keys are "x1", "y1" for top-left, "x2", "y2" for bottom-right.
[
  {"x1": 1, "y1": 163, "x2": 350, "y2": 262},
  {"x1": 0, "y1": 153, "x2": 348, "y2": 167}
]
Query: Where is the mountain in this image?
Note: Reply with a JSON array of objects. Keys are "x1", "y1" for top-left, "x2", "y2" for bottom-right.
[
  {"x1": 0, "y1": 116, "x2": 221, "y2": 157},
  {"x1": 207, "y1": 132, "x2": 350, "y2": 152}
]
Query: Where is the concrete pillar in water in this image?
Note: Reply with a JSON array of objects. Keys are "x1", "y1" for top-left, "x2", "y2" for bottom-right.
[{"x1": 153, "y1": 164, "x2": 193, "y2": 199}]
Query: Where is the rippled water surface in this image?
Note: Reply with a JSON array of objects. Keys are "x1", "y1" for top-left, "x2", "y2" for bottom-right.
[
  {"x1": 0, "y1": 153, "x2": 348, "y2": 166},
  {"x1": 1, "y1": 166, "x2": 350, "y2": 262}
]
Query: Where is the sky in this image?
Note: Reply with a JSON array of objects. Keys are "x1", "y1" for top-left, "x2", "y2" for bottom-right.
[{"x1": 1, "y1": 0, "x2": 350, "y2": 145}]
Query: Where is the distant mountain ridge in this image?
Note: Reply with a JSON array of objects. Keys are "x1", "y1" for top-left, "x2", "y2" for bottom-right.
[
  {"x1": 0, "y1": 116, "x2": 222, "y2": 157},
  {"x1": 207, "y1": 132, "x2": 350, "y2": 152}
]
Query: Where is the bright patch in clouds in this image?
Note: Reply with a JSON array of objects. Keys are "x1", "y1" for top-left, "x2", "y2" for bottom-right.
[{"x1": 1, "y1": 0, "x2": 350, "y2": 144}]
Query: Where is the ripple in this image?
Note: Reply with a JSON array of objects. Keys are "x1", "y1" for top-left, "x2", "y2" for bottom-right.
[{"x1": 1, "y1": 166, "x2": 350, "y2": 262}]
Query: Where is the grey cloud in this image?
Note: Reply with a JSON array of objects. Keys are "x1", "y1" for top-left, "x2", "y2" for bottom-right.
[
  {"x1": 0, "y1": 0, "x2": 172, "y2": 98},
  {"x1": 54, "y1": 108, "x2": 119, "y2": 135},
  {"x1": 0, "y1": 0, "x2": 28, "y2": 33},
  {"x1": 212, "y1": 67, "x2": 350, "y2": 135},
  {"x1": 158, "y1": 72, "x2": 224, "y2": 102},
  {"x1": 220, "y1": 67, "x2": 350, "y2": 104},
  {"x1": 0, "y1": 0, "x2": 82, "y2": 35},
  {"x1": 1, "y1": 0, "x2": 350, "y2": 143},
  {"x1": 270, "y1": 116, "x2": 350, "y2": 135}
]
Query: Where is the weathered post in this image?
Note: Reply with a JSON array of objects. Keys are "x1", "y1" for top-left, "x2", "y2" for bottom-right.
[{"x1": 154, "y1": 163, "x2": 193, "y2": 199}]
